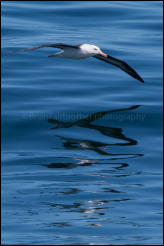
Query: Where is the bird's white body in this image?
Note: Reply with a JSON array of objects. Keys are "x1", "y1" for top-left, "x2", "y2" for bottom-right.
[
  {"x1": 51, "y1": 44, "x2": 105, "y2": 59},
  {"x1": 54, "y1": 48, "x2": 89, "y2": 59}
]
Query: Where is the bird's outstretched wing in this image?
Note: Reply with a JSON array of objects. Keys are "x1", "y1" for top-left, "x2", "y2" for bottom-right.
[
  {"x1": 93, "y1": 54, "x2": 144, "y2": 83},
  {"x1": 16, "y1": 43, "x2": 80, "y2": 52}
]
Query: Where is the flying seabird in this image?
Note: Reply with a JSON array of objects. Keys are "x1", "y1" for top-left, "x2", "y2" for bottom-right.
[{"x1": 18, "y1": 43, "x2": 144, "y2": 83}]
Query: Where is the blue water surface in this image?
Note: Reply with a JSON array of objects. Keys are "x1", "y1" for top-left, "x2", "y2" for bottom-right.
[{"x1": 1, "y1": 1, "x2": 163, "y2": 245}]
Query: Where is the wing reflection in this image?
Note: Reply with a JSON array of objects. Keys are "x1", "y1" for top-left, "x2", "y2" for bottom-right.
[{"x1": 47, "y1": 105, "x2": 143, "y2": 168}]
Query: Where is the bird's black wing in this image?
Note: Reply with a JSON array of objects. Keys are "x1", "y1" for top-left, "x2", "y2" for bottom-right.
[
  {"x1": 93, "y1": 54, "x2": 144, "y2": 83},
  {"x1": 17, "y1": 43, "x2": 80, "y2": 52}
]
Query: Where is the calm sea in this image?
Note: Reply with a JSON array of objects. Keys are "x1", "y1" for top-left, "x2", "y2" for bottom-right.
[{"x1": 1, "y1": 1, "x2": 163, "y2": 245}]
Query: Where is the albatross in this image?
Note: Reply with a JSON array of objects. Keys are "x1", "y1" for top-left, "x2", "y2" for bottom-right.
[{"x1": 18, "y1": 43, "x2": 144, "y2": 83}]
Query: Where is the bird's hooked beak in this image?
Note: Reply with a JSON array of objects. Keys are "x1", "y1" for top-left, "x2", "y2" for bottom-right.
[{"x1": 98, "y1": 50, "x2": 108, "y2": 58}]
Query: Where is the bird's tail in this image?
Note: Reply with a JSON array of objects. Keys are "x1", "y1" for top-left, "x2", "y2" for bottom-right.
[
  {"x1": 48, "y1": 54, "x2": 57, "y2": 57},
  {"x1": 48, "y1": 51, "x2": 63, "y2": 58}
]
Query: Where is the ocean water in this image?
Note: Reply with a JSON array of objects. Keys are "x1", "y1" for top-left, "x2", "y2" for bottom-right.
[{"x1": 1, "y1": 1, "x2": 163, "y2": 245}]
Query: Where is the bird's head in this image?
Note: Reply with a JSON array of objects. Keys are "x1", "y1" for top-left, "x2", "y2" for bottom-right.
[{"x1": 81, "y1": 44, "x2": 108, "y2": 57}]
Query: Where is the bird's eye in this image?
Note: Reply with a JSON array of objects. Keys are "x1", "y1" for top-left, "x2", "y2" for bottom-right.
[{"x1": 94, "y1": 48, "x2": 97, "y2": 50}]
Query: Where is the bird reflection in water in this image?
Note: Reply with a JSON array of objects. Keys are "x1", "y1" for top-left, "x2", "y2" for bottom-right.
[{"x1": 46, "y1": 105, "x2": 143, "y2": 169}]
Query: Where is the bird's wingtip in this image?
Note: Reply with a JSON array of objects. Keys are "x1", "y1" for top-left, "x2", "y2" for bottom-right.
[
  {"x1": 136, "y1": 74, "x2": 144, "y2": 83},
  {"x1": 139, "y1": 78, "x2": 144, "y2": 83}
]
